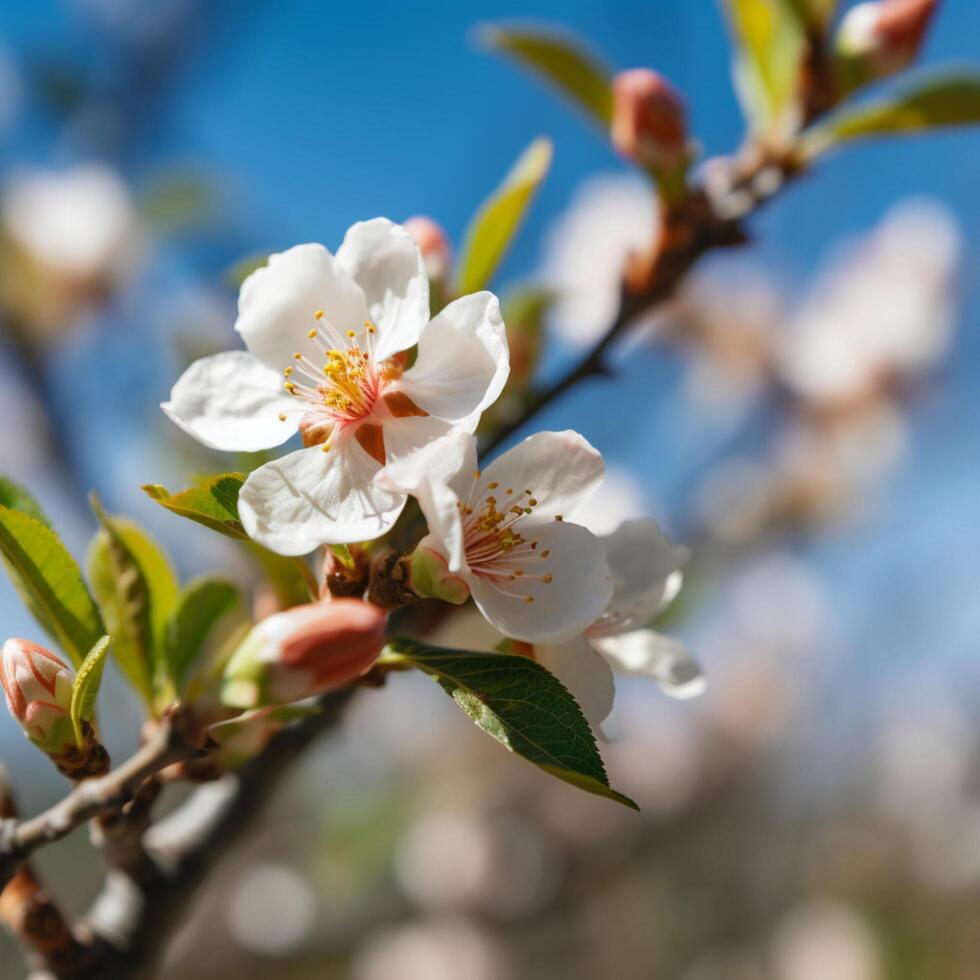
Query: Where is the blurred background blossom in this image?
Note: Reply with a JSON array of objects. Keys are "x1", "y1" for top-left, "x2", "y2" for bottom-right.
[{"x1": 0, "y1": 1, "x2": 978, "y2": 977}]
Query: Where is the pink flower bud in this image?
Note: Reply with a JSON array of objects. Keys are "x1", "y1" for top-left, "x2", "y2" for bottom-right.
[
  {"x1": 837, "y1": 0, "x2": 938, "y2": 81},
  {"x1": 0, "y1": 638, "x2": 75, "y2": 754},
  {"x1": 404, "y1": 215, "x2": 452, "y2": 283},
  {"x1": 611, "y1": 69, "x2": 688, "y2": 175},
  {"x1": 221, "y1": 599, "x2": 387, "y2": 709}
]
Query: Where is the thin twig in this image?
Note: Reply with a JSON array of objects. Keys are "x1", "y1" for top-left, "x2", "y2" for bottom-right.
[
  {"x1": 482, "y1": 190, "x2": 746, "y2": 456},
  {"x1": 75, "y1": 688, "x2": 355, "y2": 979},
  {"x1": 0, "y1": 708, "x2": 207, "y2": 891}
]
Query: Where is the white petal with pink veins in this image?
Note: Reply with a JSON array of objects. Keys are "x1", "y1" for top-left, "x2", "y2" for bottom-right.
[
  {"x1": 398, "y1": 292, "x2": 509, "y2": 421},
  {"x1": 592, "y1": 630, "x2": 705, "y2": 699},
  {"x1": 468, "y1": 520, "x2": 611, "y2": 644},
  {"x1": 479, "y1": 430, "x2": 605, "y2": 522},
  {"x1": 162, "y1": 351, "x2": 298, "y2": 452},
  {"x1": 590, "y1": 519, "x2": 688, "y2": 638},
  {"x1": 336, "y1": 219, "x2": 429, "y2": 362},
  {"x1": 236, "y1": 244, "x2": 368, "y2": 372},
  {"x1": 238, "y1": 442, "x2": 406, "y2": 554}
]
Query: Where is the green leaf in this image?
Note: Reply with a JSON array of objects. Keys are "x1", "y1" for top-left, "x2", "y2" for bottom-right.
[
  {"x1": 69, "y1": 635, "x2": 111, "y2": 746},
  {"x1": 381, "y1": 638, "x2": 638, "y2": 810},
  {"x1": 0, "y1": 477, "x2": 52, "y2": 528},
  {"x1": 142, "y1": 473, "x2": 248, "y2": 540},
  {"x1": 481, "y1": 25, "x2": 613, "y2": 128},
  {"x1": 165, "y1": 576, "x2": 240, "y2": 691},
  {"x1": 144, "y1": 473, "x2": 316, "y2": 606},
  {"x1": 0, "y1": 506, "x2": 104, "y2": 666},
  {"x1": 88, "y1": 499, "x2": 179, "y2": 709},
  {"x1": 725, "y1": 0, "x2": 806, "y2": 132},
  {"x1": 802, "y1": 72, "x2": 980, "y2": 160},
  {"x1": 456, "y1": 137, "x2": 552, "y2": 296}
]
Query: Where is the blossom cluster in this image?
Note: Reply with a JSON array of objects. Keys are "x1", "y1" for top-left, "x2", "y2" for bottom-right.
[{"x1": 163, "y1": 218, "x2": 702, "y2": 721}]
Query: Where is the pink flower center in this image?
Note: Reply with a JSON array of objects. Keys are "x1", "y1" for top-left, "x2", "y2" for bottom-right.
[
  {"x1": 458, "y1": 475, "x2": 556, "y2": 605},
  {"x1": 277, "y1": 311, "x2": 427, "y2": 465}
]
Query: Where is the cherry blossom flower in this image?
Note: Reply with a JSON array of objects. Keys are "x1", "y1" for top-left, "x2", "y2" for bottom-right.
[
  {"x1": 777, "y1": 199, "x2": 960, "y2": 409},
  {"x1": 534, "y1": 519, "x2": 704, "y2": 730},
  {"x1": 385, "y1": 430, "x2": 613, "y2": 644},
  {"x1": 163, "y1": 218, "x2": 509, "y2": 554},
  {"x1": 1, "y1": 164, "x2": 137, "y2": 285}
]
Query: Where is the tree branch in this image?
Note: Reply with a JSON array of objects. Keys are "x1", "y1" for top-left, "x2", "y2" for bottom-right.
[
  {"x1": 73, "y1": 688, "x2": 355, "y2": 979},
  {"x1": 481, "y1": 148, "x2": 803, "y2": 457},
  {"x1": 0, "y1": 708, "x2": 207, "y2": 892}
]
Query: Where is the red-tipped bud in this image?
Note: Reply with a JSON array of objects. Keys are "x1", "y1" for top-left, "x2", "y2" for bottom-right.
[
  {"x1": 404, "y1": 215, "x2": 452, "y2": 283},
  {"x1": 611, "y1": 69, "x2": 688, "y2": 176},
  {"x1": 0, "y1": 638, "x2": 108, "y2": 778},
  {"x1": 836, "y1": 0, "x2": 938, "y2": 83},
  {"x1": 221, "y1": 599, "x2": 387, "y2": 709},
  {"x1": 1, "y1": 639, "x2": 75, "y2": 753}
]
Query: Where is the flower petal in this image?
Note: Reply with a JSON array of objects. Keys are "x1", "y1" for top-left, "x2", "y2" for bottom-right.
[
  {"x1": 534, "y1": 634, "x2": 616, "y2": 731},
  {"x1": 480, "y1": 430, "x2": 604, "y2": 522},
  {"x1": 591, "y1": 630, "x2": 705, "y2": 699},
  {"x1": 468, "y1": 519, "x2": 612, "y2": 644},
  {"x1": 589, "y1": 519, "x2": 689, "y2": 638},
  {"x1": 336, "y1": 219, "x2": 429, "y2": 362},
  {"x1": 375, "y1": 429, "x2": 476, "y2": 571},
  {"x1": 397, "y1": 291, "x2": 509, "y2": 421},
  {"x1": 236, "y1": 244, "x2": 368, "y2": 372},
  {"x1": 162, "y1": 351, "x2": 298, "y2": 452},
  {"x1": 238, "y1": 442, "x2": 406, "y2": 554}
]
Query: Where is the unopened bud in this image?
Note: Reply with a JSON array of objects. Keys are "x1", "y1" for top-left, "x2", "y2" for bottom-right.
[
  {"x1": 611, "y1": 69, "x2": 689, "y2": 181},
  {"x1": 221, "y1": 599, "x2": 387, "y2": 709},
  {"x1": 836, "y1": 0, "x2": 938, "y2": 85},
  {"x1": 410, "y1": 537, "x2": 470, "y2": 605},
  {"x1": 404, "y1": 215, "x2": 452, "y2": 284},
  {"x1": 0, "y1": 638, "x2": 108, "y2": 778}
]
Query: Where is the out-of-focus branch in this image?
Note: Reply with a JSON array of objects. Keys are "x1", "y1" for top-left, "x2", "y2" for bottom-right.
[
  {"x1": 0, "y1": 766, "x2": 87, "y2": 979},
  {"x1": 482, "y1": 185, "x2": 752, "y2": 456},
  {"x1": 0, "y1": 707, "x2": 207, "y2": 892},
  {"x1": 72, "y1": 688, "x2": 355, "y2": 980}
]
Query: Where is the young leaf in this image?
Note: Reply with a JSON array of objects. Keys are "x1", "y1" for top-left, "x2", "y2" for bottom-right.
[
  {"x1": 88, "y1": 499, "x2": 179, "y2": 709},
  {"x1": 381, "y1": 638, "x2": 638, "y2": 810},
  {"x1": 166, "y1": 576, "x2": 240, "y2": 691},
  {"x1": 0, "y1": 506, "x2": 104, "y2": 666},
  {"x1": 724, "y1": 0, "x2": 806, "y2": 132},
  {"x1": 802, "y1": 72, "x2": 980, "y2": 160},
  {"x1": 0, "y1": 477, "x2": 52, "y2": 528},
  {"x1": 481, "y1": 25, "x2": 613, "y2": 128},
  {"x1": 456, "y1": 137, "x2": 552, "y2": 296},
  {"x1": 144, "y1": 474, "x2": 316, "y2": 606},
  {"x1": 142, "y1": 473, "x2": 247, "y2": 540},
  {"x1": 69, "y1": 634, "x2": 111, "y2": 746}
]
